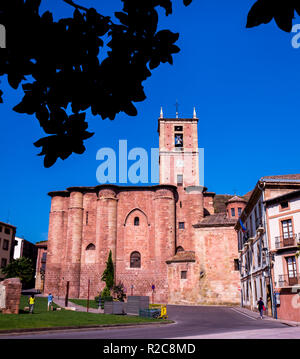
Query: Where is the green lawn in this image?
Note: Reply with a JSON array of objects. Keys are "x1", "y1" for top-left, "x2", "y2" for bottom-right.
[
  {"x1": 69, "y1": 298, "x2": 99, "y2": 309},
  {"x1": 0, "y1": 296, "x2": 162, "y2": 331}
]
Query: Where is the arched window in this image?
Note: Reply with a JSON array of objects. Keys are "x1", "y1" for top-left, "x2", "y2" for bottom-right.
[
  {"x1": 86, "y1": 243, "x2": 95, "y2": 250},
  {"x1": 176, "y1": 246, "x2": 184, "y2": 253},
  {"x1": 134, "y1": 217, "x2": 139, "y2": 226},
  {"x1": 130, "y1": 251, "x2": 141, "y2": 268}
]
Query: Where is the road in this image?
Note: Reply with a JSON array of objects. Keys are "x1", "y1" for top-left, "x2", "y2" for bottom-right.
[{"x1": 1, "y1": 305, "x2": 299, "y2": 339}]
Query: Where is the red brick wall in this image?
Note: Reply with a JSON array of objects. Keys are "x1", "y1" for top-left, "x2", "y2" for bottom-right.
[
  {"x1": 176, "y1": 186, "x2": 204, "y2": 252},
  {"x1": 44, "y1": 185, "x2": 240, "y2": 306},
  {"x1": 45, "y1": 186, "x2": 177, "y2": 302},
  {"x1": 203, "y1": 194, "x2": 215, "y2": 215},
  {"x1": 1, "y1": 278, "x2": 22, "y2": 314},
  {"x1": 116, "y1": 188, "x2": 175, "y2": 303},
  {"x1": 35, "y1": 245, "x2": 47, "y2": 292},
  {"x1": 226, "y1": 202, "x2": 246, "y2": 219},
  {"x1": 167, "y1": 226, "x2": 240, "y2": 305}
]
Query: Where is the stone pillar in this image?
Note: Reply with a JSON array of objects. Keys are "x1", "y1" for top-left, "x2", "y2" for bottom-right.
[
  {"x1": 44, "y1": 195, "x2": 65, "y2": 296},
  {"x1": 0, "y1": 278, "x2": 22, "y2": 314},
  {"x1": 97, "y1": 188, "x2": 118, "y2": 284},
  {"x1": 65, "y1": 191, "x2": 84, "y2": 298},
  {"x1": 185, "y1": 186, "x2": 204, "y2": 221},
  {"x1": 154, "y1": 187, "x2": 176, "y2": 302}
]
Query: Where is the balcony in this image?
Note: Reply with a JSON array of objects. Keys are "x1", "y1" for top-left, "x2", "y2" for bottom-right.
[
  {"x1": 277, "y1": 274, "x2": 300, "y2": 288},
  {"x1": 274, "y1": 233, "x2": 299, "y2": 250}
]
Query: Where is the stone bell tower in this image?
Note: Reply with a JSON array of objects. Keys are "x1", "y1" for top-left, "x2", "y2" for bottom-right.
[
  {"x1": 158, "y1": 107, "x2": 200, "y2": 187},
  {"x1": 158, "y1": 107, "x2": 204, "y2": 253}
]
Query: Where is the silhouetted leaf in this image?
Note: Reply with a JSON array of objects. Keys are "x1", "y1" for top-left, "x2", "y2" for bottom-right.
[
  {"x1": 247, "y1": 0, "x2": 296, "y2": 32},
  {"x1": 183, "y1": 0, "x2": 193, "y2": 6},
  {"x1": 0, "y1": 0, "x2": 187, "y2": 166},
  {"x1": 247, "y1": 1, "x2": 271, "y2": 28}
]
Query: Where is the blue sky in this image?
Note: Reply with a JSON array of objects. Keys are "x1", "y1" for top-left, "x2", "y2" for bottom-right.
[{"x1": 0, "y1": 0, "x2": 300, "y2": 243}]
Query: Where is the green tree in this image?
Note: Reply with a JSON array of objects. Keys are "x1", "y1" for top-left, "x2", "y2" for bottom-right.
[
  {"x1": 101, "y1": 250, "x2": 114, "y2": 291},
  {"x1": 1, "y1": 257, "x2": 35, "y2": 285}
]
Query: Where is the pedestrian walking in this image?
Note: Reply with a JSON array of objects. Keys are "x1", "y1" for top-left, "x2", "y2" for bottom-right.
[
  {"x1": 28, "y1": 294, "x2": 35, "y2": 314},
  {"x1": 47, "y1": 293, "x2": 53, "y2": 311},
  {"x1": 257, "y1": 297, "x2": 265, "y2": 319}
]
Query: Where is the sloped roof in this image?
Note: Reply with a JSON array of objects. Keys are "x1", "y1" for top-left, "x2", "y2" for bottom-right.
[
  {"x1": 213, "y1": 194, "x2": 233, "y2": 213},
  {"x1": 36, "y1": 240, "x2": 48, "y2": 248},
  {"x1": 166, "y1": 251, "x2": 196, "y2": 264},
  {"x1": 194, "y1": 213, "x2": 237, "y2": 228},
  {"x1": 243, "y1": 190, "x2": 253, "y2": 201},
  {"x1": 261, "y1": 174, "x2": 300, "y2": 181},
  {"x1": 226, "y1": 195, "x2": 247, "y2": 204}
]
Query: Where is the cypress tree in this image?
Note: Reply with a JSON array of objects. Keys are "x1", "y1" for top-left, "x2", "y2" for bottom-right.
[{"x1": 101, "y1": 250, "x2": 114, "y2": 290}]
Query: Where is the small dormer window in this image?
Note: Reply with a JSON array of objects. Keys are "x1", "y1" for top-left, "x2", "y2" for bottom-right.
[
  {"x1": 280, "y1": 201, "x2": 289, "y2": 210},
  {"x1": 231, "y1": 208, "x2": 235, "y2": 217}
]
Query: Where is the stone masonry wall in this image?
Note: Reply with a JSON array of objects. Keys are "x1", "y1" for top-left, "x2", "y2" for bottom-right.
[
  {"x1": 168, "y1": 226, "x2": 240, "y2": 305},
  {"x1": 1, "y1": 278, "x2": 22, "y2": 314}
]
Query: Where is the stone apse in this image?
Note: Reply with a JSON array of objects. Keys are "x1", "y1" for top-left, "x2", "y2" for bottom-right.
[{"x1": 44, "y1": 114, "x2": 241, "y2": 305}]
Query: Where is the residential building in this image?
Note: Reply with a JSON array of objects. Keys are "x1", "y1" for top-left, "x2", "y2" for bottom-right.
[
  {"x1": 13, "y1": 236, "x2": 38, "y2": 288},
  {"x1": 0, "y1": 221, "x2": 17, "y2": 280},
  {"x1": 235, "y1": 174, "x2": 300, "y2": 321},
  {"x1": 265, "y1": 188, "x2": 300, "y2": 322},
  {"x1": 14, "y1": 236, "x2": 37, "y2": 263}
]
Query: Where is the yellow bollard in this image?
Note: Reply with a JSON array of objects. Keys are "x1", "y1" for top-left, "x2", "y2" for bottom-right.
[{"x1": 160, "y1": 305, "x2": 168, "y2": 319}]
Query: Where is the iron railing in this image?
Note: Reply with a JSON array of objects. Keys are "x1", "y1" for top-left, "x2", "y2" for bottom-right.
[
  {"x1": 277, "y1": 274, "x2": 300, "y2": 287},
  {"x1": 275, "y1": 233, "x2": 298, "y2": 249}
]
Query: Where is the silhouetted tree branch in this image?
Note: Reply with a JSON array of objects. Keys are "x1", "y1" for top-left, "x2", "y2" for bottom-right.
[
  {"x1": 247, "y1": 0, "x2": 300, "y2": 32},
  {"x1": 63, "y1": 0, "x2": 89, "y2": 12},
  {"x1": 0, "y1": 0, "x2": 192, "y2": 167}
]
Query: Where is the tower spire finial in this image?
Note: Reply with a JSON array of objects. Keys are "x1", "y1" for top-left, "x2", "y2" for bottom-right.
[
  {"x1": 193, "y1": 107, "x2": 197, "y2": 119},
  {"x1": 175, "y1": 100, "x2": 179, "y2": 119},
  {"x1": 160, "y1": 106, "x2": 163, "y2": 119}
]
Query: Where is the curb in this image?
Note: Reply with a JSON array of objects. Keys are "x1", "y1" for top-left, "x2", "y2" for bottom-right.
[
  {"x1": 232, "y1": 307, "x2": 299, "y2": 327},
  {"x1": 0, "y1": 320, "x2": 175, "y2": 335}
]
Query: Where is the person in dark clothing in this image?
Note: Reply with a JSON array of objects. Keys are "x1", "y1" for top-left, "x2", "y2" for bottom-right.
[{"x1": 257, "y1": 297, "x2": 265, "y2": 319}]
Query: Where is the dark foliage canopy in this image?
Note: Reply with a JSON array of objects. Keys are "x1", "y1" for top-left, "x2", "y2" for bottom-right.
[
  {"x1": 247, "y1": 0, "x2": 300, "y2": 32},
  {"x1": 1, "y1": 1, "x2": 295, "y2": 168},
  {"x1": 0, "y1": 0, "x2": 192, "y2": 167},
  {"x1": 1, "y1": 257, "x2": 35, "y2": 284}
]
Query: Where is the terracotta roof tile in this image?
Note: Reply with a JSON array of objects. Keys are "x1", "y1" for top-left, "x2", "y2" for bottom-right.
[
  {"x1": 261, "y1": 174, "x2": 300, "y2": 181},
  {"x1": 194, "y1": 213, "x2": 237, "y2": 227},
  {"x1": 166, "y1": 251, "x2": 196, "y2": 264},
  {"x1": 226, "y1": 195, "x2": 247, "y2": 204}
]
